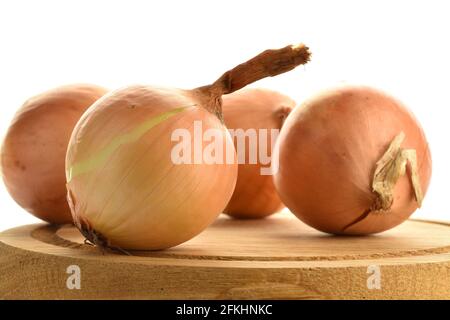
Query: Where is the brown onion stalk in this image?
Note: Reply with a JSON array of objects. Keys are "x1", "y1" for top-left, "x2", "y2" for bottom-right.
[{"x1": 66, "y1": 44, "x2": 311, "y2": 251}]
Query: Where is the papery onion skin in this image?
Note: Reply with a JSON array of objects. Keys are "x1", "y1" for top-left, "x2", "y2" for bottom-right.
[
  {"x1": 0, "y1": 84, "x2": 107, "y2": 224},
  {"x1": 274, "y1": 85, "x2": 432, "y2": 235},
  {"x1": 223, "y1": 88, "x2": 295, "y2": 219},
  {"x1": 66, "y1": 86, "x2": 238, "y2": 250},
  {"x1": 66, "y1": 44, "x2": 311, "y2": 251}
]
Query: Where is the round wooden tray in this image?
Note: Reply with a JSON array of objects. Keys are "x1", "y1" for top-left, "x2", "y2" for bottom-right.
[{"x1": 1, "y1": 212, "x2": 449, "y2": 299}]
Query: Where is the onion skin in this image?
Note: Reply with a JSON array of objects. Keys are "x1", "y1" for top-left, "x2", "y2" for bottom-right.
[
  {"x1": 222, "y1": 88, "x2": 295, "y2": 219},
  {"x1": 274, "y1": 85, "x2": 432, "y2": 235},
  {"x1": 1, "y1": 84, "x2": 107, "y2": 224},
  {"x1": 66, "y1": 44, "x2": 311, "y2": 251},
  {"x1": 67, "y1": 86, "x2": 238, "y2": 250}
]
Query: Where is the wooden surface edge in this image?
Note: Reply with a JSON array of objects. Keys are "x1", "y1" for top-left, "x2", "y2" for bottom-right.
[
  {"x1": 2, "y1": 222, "x2": 450, "y2": 267},
  {"x1": 1, "y1": 222, "x2": 450, "y2": 299},
  {"x1": 1, "y1": 239, "x2": 449, "y2": 299}
]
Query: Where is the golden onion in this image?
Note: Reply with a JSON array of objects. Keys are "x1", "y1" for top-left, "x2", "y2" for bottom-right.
[
  {"x1": 66, "y1": 44, "x2": 311, "y2": 250},
  {"x1": 274, "y1": 85, "x2": 432, "y2": 235},
  {"x1": 1, "y1": 84, "x2": 107, "y2": 224},
  {"x1": 223, "y1": 88, "x2": 295, "y2": 219}
]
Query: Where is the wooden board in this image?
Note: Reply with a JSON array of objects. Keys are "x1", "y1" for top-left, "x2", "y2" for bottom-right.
[{"x1": 1, "y1": 212, "x2": 450, "y2": 299}]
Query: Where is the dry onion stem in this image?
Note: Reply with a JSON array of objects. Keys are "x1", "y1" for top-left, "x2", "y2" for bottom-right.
[
  {"x1": 371, "y1": 131, "x2": 423, "y2": 211},
  {"x1": 196, "y1": 44, "x2": 310, "y2": 120}
]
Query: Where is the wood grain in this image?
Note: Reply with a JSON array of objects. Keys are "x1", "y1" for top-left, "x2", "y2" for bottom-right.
[{"x1": 1, "y1": 212, "x2": 450, "y2": 299}]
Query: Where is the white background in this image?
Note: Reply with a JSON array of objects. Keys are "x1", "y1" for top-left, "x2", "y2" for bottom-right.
[{"x1": 0, "y1": 0, "x2": 449, "y2": 231}]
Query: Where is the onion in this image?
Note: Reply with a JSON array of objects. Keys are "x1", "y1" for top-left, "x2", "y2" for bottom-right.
[
  {"x1": 1, "y1": 84, "x2": 107, "y2": 224},
  {"x1": 66, "y1": 44, "x2": 311, "y2": 250},
  {"x1": 273, "y1": 85, "x2": 432, "y2": 235},
  {"x1": 222, "y1": 88, "x2": 295, "y2": 219}
]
